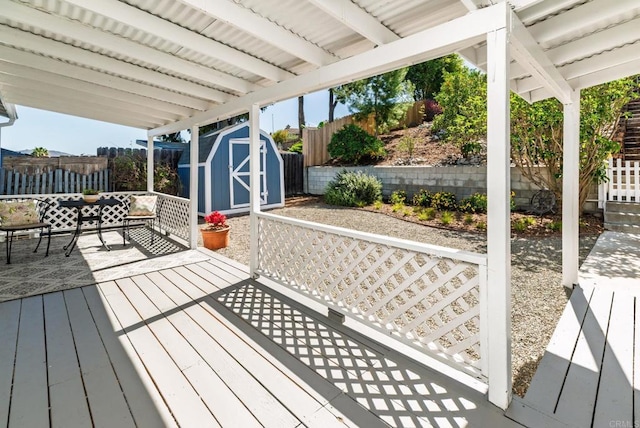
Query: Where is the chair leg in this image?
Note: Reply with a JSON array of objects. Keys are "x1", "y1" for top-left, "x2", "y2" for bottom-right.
[
  {"x1": 151, "y1": 219, "x2": 155, "y2": 245},
  {"x1": 45, "y1": 226, "x2": 51, "y2": 257},
  {"x1": 6, "y1": 231, "x2": 13, "y2": 264},
  {"x1": 34, "y1": 227, "x2": 44, "y2": 253},
  {"x1": 122, "y1": 220, "x2": 128, "y2": 245}
]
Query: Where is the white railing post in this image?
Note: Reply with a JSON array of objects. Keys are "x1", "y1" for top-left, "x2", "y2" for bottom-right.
[
  {"x1": 486, "y1": 8, "x2": 512, "y2": 409},
  {"x1": 562, "y1": 90, "x2": 580, "y2": 289},
  {"x1": 249, "y1": 103, "x2": 261, "y2": 277},
  {"x1": 147, "y1": 136, "x2": 154, "y2": 193},
  {"x1": 189, "y1": 126, "x2": 199, "y2": 249}
]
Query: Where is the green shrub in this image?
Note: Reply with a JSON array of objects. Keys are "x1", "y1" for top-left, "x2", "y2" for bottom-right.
[
  {"x1": 475, "y1": 221, "x2": 487, "y2": 231},
  {"x1": 288, "y1": 141, "x2": 303, "y2": 153},
  {"x1": 423, "y1": 207, "x2": 436, "y2": 220},
  {"x1": 402, "y1": 208, "x2": 412, "y2": 217},
  {"x1": 463, "y1": 213, "x2": 474, "y2": 225},
  {"x1": 417, "y1": 211, "x2": 430, "y2": 221},
  {"x1": 430, "y1": 191, "x2": 457, "y2": 211},
  {"x1": 398, "y1": 135, "x2": 418, "y2": 159},
  {"x1": 440, "y1": 211, "x2": 454, "y2": 225},
  {"x1": 390, "y1": 190, "x2": 406, "y2": 205},
  {"x1": 272, "y1": 129, "x2": 290, "y2": 145},
  {"x1": 324, "y1": 170, "x2": 382, "y2": 207},
  {"x1": 373, "y1": 200, "x2": 383, "y2": 210},
  {"x1": 328, "y1": 124, "x2": 386, "y2": 164},
  {"x1": 458, "y1": 193, "x2": 487, "y2": 214},
  {"x1": 391, "y1": 203, "x2": 403, "y2": 212},
  {"x1": 513, "y1": 217, "x2": 536, "y2": 232},
  {"x1": 547, "y1": 221, "x2": 562, "y2": 231},
  {"x1": 412, "y1": 189, "x2": 432, "y2": 207}
]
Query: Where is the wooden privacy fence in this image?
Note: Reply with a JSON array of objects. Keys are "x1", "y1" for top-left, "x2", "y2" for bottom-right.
[
  {"x1": 302, "y1": 100, "x2": 427, "y2": 167},
  {"x1": 97, "y1": 147, "x2": 183, "y2": 169},
  {"x1": 0, "y1": 168, "x2": 110, "y2": 195},
  {"x1": 281, "y1": 152, "x2": 304, "y2": 196}
]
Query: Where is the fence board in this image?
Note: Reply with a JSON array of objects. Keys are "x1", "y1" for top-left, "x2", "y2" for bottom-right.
[
  {"x1": 0, "y1": 168, "x2": 111, "y2": 195},
  {"x1": 281, "y1": 152, "x2": 303, "y2": 196}
]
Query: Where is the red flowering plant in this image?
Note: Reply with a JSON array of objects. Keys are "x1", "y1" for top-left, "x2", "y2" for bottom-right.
[{"x1": 203, "y1": 211, "x2": 229, "y2": 230}]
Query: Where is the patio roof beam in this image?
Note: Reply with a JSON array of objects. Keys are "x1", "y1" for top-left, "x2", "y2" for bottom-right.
[
  {"x1": 1, "y1": 93, "x2": 159, "y2": 129},
  {"x1": 150, "y1": 2, "x2": 505, "y2": 136},
  {"x1": 0, "y1": 26, "x2": 229, "y2": 103},
  {"x1": 305, "y1": 0, "x2": 399, "y2": 46},
  {"x1": 2, "y1": 1, "x2": 256, "y2": 95},
  {"x1": 0, "y1": 62, "x2": 194, "y2": 119},
  {"x1": 0, "y1": 46, "x2": 212, "y2": 111},
  {"x1": 0, "y1": 79, "x2": 180, "y2": 123},
  {"x1": 175, "y1": 0, "x2": 335, "y2": 66},
  {"x1": 509, "y1": 10, "x2": 573, "y2": 104},
  {"x1": 60, "y1": 0, "x2": 293, "y2": 82}
]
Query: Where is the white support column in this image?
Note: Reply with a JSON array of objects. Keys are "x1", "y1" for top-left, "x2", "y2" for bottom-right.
[
  {"x1": 562, "y1": 90, "x2": 580, "y2": 289},
  {"x1": 189, "y1": 126, "x2": 199, "y2": 249},
  {"x1": 486, "y1": 17, "x2": 512, "y2": 410},
  {"x1": 146, "y1": 136, "x2": 154, "y2": 192},
  {"x1": 249, "y1": 103, "x2": 261, "y2": 277}
]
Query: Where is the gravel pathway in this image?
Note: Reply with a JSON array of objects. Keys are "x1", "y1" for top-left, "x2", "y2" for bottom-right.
[{"x1": 212, "y1": 200, "x2": 599, "y2": 397}]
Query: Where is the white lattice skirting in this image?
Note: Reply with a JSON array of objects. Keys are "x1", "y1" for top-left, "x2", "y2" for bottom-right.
[{"x1": 255, "y1": 212, "x2": 488, "y2": 378}]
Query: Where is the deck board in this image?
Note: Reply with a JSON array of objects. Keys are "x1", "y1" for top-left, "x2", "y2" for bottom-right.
[
  {"x1": 0, "y1": 299, "x2": 21, "y2": 427},
  {"x1": 9, "y1": 296, "x2": 49, "y2": 428},
  {"x1": 43, "y1": 292, "x2": 93, "y2": 428}
]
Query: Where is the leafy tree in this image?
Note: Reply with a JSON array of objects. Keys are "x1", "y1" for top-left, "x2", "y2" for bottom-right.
[
  {"x1": 432, "y1": 68, "x2": 487, "y2": 156},
  {"x1": 337, "y1": 69, "x2": 414, "y2": 135},
  {"x1": 406, "y1": 54, "x2": 464, "y2": 100},
  {"x1": 158, "y1": 132, "x2": 184, "y2": 143},
  {"x1": 32, "y1": 147, "x2": 49, "y2": 157},
  {"x1": 511, "y1": 77, "x2": 640, "y2": 213}
]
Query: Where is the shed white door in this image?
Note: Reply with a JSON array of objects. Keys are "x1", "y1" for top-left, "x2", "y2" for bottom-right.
[{"x1": 229, "y1": 138, "x2": 267, "y2": 208}]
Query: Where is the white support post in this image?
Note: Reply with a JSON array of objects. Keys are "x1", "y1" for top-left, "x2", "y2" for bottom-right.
[
  {"x1": 562, "y1": 89, "x2": 580, "y2": 289},
  {"x1": 146, "y1": 136, "x2": 154, "y2": 192},
  {"x1": 249, "y1": 103, "x2": 261, "y2": 277},
  {"x1": 486, "y1": 14, "x2": 512, "y2": 410},
  {"x1": 189, "y1": 126, "x2": 199, "y2": 249}
]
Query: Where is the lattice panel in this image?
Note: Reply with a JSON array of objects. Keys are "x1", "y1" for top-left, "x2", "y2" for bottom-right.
[
  {"x1": 157, "y1": 194, "x2": 190, "y2": 242},
  {"x1": 256, "y1": 215, "x2": 485, "y2": 376}
]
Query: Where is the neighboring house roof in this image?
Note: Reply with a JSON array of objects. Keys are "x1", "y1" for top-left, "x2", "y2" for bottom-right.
[
  {"x1": 135, "y1": 140, "x2": 187, "y2": 151},
  {"x1": 1, "y1": 148, "x2": 28, "y2": 158}
]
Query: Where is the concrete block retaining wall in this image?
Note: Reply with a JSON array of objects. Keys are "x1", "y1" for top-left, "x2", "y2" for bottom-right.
[{"x1": 306, "y1": 165, "x2": 599, "y2": 213}]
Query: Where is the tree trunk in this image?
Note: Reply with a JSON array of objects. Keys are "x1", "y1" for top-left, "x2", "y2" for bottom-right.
[
  {"x1": 329, "y1": 89, "x2": 336, "y2": 122},
  {"x1": 298, "y1": 96, "x2": 305, "y2": 132}
]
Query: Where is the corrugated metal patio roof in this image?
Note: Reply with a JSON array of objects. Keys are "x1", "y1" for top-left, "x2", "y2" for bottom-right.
[{"x1": 0, "y1": 0, "x2": 638, "y2": 133}]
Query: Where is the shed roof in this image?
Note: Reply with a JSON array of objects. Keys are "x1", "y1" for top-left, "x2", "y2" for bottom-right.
[{"x1": 0, "y1": 0, "x2": 638, "y2": 134}]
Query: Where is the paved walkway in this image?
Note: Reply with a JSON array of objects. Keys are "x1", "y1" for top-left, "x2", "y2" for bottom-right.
[{"x1": 507, "y1": 231, "x2": 640, "y2": 428}]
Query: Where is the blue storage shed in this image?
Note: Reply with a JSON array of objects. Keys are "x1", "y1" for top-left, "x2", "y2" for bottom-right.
[{"x1": 177, "y1": 122, "x2": 284, "y2": 216}]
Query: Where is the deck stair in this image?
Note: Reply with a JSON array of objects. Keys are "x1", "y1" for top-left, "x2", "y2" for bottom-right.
[
  {"x1": 604, "y1": 201, "x2": 640, "y2": 233},
  {"x1": 622, "y1": 96, "x2": 640, "y2": 161}
]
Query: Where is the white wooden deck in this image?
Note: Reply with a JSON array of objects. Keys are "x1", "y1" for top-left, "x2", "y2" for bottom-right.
[
  {"x1": 507, "y1": 231, "x2": 640, "y2": 428},
  {"x1": 0, "y1": 250, "x2": 515, "y2": 428}
]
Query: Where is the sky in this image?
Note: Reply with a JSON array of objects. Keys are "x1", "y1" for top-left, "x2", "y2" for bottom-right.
[{"x1": 0, "y1": 89, "x2": 351, "y2": 156}]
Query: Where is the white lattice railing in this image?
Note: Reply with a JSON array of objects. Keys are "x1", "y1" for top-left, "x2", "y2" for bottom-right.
[
  {"x1": 152, "y1": 192, "x2": 190, "y2": 243},
  {"x1": 599, "y1": 158, "x2": 640, "y2": 207},
  {"x1": 0, "y1": 191, "x2": 191, "y2": 245},
  {"x1": 255, "y1": 211, "x2": 488, "y2": 378}
]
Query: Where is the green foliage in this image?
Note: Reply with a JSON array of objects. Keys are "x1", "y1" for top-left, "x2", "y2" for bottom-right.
[
  {"x1": 31, "y1": 147, "x2": 49, "y2": 157},
  {"x1": 324, "y1": 170, "x2": 382, "y2": 207},
  {"x1": 463, "y1": 213, "x2": 474, "y2": 225},
  {"x1": 389, "y1": 190, "x2": 406, "y2": 205},
  {"x1": 430, "y1": 191, "x2": 457, "y2": 211},
  {"x1": 336, "y1": 69, "x2": 414, "y2": 135},
  {"x1": 417, "y1": 211, "x2": 430, "y2": 221},
  {"x1": 412, "y1": 189, "x2": 432, "y2": 207},
  {"x1": 271, "y1": 129, "x2": 290, "y2": 145},
  {"x1": 111, "y1": 153, "x2": 181, "y2": 195},
  {"x1": 82, "y1": 188, "x2": 99, "y2": 195},
  {"x1": 158, "y1": 132, "x2": 184, "y2": 143},
  {"x1": 328, "y1": 124, "x2": 385, "y2": 164},
  {"x1": 398, "y1": 135, "x2": 418, "y2": 159},
  {"x1": 547, "y1": 221, "x2": 562, "y2": 231},
  {"x1": 458, "y1": 193, "x2": 487, "y2": 214},
  {"x1": 288, "y1": 141, "x2": 303, "y2": 153},
  {"x1": 391, "y1": 203, "x2": 403, "y2": 212},
  {"x1": 423, "y1": 207, "x2": 436, "y2": 220},
  {"x1": 372, "y1": 200, "x2": 383, "y2": 210},
  {"x1": 511, "y1": 77, "x2": 639, "y2": 213},
  {"x1": 475, "y1": 221, "x2": 487, "y2": 231},
  {"x1": 433, "y1": 68, "x2": 487, "y2": 157},
  {"x1": 402, "y1": 207, "x2": 412, "y2": 217},
  {"x1": 513, "y1": 216, "x2": 536, "y2": 232},
  {"x1": 406, "y1": 55, "x2": 464, "y2": 101},
  {"x1": 440, "y1": 211, "x2": 454, "y2": 225}
]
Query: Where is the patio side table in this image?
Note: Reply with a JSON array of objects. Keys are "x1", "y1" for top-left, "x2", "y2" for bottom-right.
[{"x1": 59, "y1": 198, "x2": 122, "y2": 257}]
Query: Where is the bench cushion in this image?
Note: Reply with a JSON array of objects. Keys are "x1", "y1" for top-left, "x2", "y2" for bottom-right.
[
  {"x1": 0, "y1": 200, "x2": 39, "y2": 227},
  {"x1": 128, "y1": 195, "x2": 157, "y2": 216}
]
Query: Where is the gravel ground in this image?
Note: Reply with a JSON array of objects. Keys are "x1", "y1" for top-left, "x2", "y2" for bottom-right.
[{"x1": 210, "y1": 199, "x2": 599, "y2": 397}]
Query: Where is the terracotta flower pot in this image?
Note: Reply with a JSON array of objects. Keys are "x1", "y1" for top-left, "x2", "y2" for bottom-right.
[
  {"x1": 83, "y1": 194, "x2": 100, "y2": 203},
  {"x1": 201, "y1": 227, "x2": 230, "y2": 250}
]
